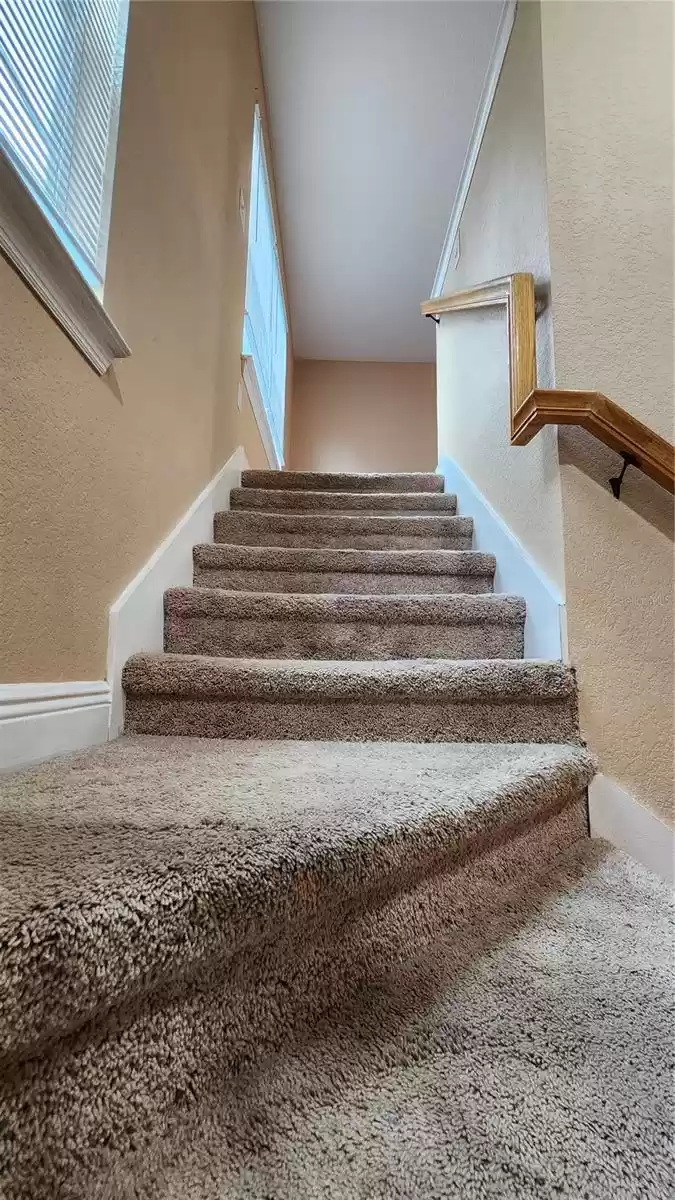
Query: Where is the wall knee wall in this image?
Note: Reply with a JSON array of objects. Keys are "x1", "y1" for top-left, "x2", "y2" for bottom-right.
[
  {"x1": 434, "y1": 0, "x2": 567, "y2": 607},
  {"x1": 0, "y1": 1, "x2": 287, "y2": 689}
]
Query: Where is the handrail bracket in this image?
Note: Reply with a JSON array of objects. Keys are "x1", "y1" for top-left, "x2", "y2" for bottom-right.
[{"x1": 609, "y1": 452, "x2": 638, "y2": 501}]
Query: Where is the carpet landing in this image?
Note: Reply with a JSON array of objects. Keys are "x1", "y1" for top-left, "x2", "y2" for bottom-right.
[{"x1": 1, "y1": 468, "x2": 672, "y2": 1198}]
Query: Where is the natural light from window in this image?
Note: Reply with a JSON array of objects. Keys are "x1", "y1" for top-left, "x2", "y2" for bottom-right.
[
  {"x1": 242, "y1": 105, "x2": 287, "y2": 465},
  {"x1": 0, "y1": 0, "x2": 129, "y2": 297}
]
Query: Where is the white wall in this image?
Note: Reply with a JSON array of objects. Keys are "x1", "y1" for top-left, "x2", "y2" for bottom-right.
[{"x1": 435, "y1": 0, "x2": 566, "y2": 596}]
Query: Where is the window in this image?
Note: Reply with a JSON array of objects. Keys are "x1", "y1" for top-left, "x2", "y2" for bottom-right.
[
  {"x1": 0, "y1": 0, "x2": 129, "y2": 297},
  {"x1": 243, "y1": 106, "x2": 287, "y2": 465}
]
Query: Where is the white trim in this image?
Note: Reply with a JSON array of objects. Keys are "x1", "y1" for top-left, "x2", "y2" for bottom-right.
[
  {"x1": 0, "y1": 148, "x2": 130, "y2": 374},
  {"x1": 0, "y1": 681, "x2": 111, "y2": 771},
  {"x1": 0, "y1": 680, "x2": 110, "y2": 716},
  {"x1": 106, "y1": 446, "x2": 248, "y2": 737},
  {"x1": 431, "y1": 0, "x2": 517, "y2": 296},
  {"x1": 437, "y1": 455, "x2": 565, "y2": 660},
  {"x1": 589, "y1": 774, "x2": 674, "y2": 887},
  {"x1": 241, "y1": 354, "x2": 283, "y2": 469}
]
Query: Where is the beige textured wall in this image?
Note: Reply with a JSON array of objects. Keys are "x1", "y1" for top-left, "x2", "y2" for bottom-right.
[
  {"x1": 540, "y1": 1, "x2": 674, "y2": 824},
  {"x1": 435, "y1": 0, "x2": 566, "y2": 594},
  {"x1": 289, "y1": 360, "x2": 437, "y2": 473},
  {"x1": 0, "y1": 1, "x2": 286, "y2": 683}
]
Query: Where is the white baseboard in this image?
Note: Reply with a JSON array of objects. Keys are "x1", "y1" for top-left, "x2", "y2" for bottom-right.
[
  {"x1": 589, "y1": 774, "x2": 674, "y2": 887},
  {"x1": 437, "y1": 455, "x2": 565, "y2": 660},
  {"x1": 1, "y1": 447, "x2": 249, "y2": 771},
  {"x1": 107, "y1": 445, "x2": 248, "y2": 737},
  {"x1": 0, "y1": 681, "x2": 111, "y2": 771}
]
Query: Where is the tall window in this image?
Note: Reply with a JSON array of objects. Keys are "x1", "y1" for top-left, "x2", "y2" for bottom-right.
[
  {"x1": 243, "y1": 106, "x2": 287, "y2": 465},
  {"x1": 0, "y1": 0, "x2": 129, "y2": 296}
]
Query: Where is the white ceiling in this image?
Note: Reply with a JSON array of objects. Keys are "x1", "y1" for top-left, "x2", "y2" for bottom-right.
[{"x1": 256, "y1": 0, "x2": 503, "y2": 363}]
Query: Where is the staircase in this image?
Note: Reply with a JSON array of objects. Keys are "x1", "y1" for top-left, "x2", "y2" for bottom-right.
[
  {"x1": 123, "y1": 470, "x2": 575, "y2": 742},
  {"x1": 0, "y1": 470, "x2": 671, "y2": 1199}
]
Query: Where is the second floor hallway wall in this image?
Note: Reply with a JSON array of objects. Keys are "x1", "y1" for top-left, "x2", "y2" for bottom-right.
[{"x1": 289, "y1": 360, "x2": 437, "y2": 474}]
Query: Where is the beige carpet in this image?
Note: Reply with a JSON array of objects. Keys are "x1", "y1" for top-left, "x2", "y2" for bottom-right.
[
  {"x1": 163, "y1": 588, "x2": 526, "y2": 660},
  {"x1": 127, "y1": 470, "x2": 578, "y2": 741},
  {"x1": 214, "y1": 509, "x2": 475, "y2": 551},
  {"x1": 123, "y1": 654, "x2": 581, "y2": 742},
  {"x1": 239, "y1": 470, "x2": 445, "y2": 493},
  {"x1": 120, "y1": 840, "x2": 675, "y2": 1200},
  {"x1": 1, "y1": 468, "x2": 672, "y2": 1198},
  {"x1": 229, "y1": 486, "x2": 459, "y2": 512},
  {"x1": 0, "y1": 737, "x2": 672, "y2": 1198},
  {"x1": 192, "y1": 543, "x2": 497, "y2": 595},
  {"x1": 0, "y1": 736, "x2": 595, "y2": 1063}
]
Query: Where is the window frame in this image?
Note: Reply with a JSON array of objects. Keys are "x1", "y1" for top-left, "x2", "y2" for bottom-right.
[
  {"x1": 0, "y1": 149, "x2": 129, "y2": 372},
  {"x1": 242, "y1": 104, "x2": 288, "y2": 468},
  {"x1": 0, "y1": 3, "x2": 130, "y2": 373}
]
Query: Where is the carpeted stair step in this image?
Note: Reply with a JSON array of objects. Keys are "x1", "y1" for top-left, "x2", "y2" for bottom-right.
[
  {"x1": 242, "y1": 469, "x2": 444, "y2": 493},
  {"x1": 3, "y1": 739, "x2": 673, "y2": 1200},
  {"x1": 0, "y1": 736, "x2": 594, "y2": 1092},
  {"x1": 214, "y1": 510, "x2": 473, "y2": 550},
  {"x1": 133, "y1": 838, "x2": 671, "y2": 1200},
  {"x1": 123, "y1": 655, "x2": 579, "y2": 742},
  {"x1": 194, "y1": 542, "x2": 496, "y2": 594},
  {"x1": 86, "y1": 841, "x2": 672, "y2": 1199},
  {"x1": 230, "y1": 487, "x2": 458, "y2": 514},
  {"x1": 165, "y1": 588, "x2": 525, "y2": 660}
]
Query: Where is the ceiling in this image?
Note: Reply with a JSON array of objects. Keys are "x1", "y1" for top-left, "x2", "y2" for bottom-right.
[{"x1": 256, "y1": 0, "x2": 504, "y2": 363}]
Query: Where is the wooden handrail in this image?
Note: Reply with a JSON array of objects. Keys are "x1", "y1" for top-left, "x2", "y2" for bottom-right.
[{"x1": 422, "y1": 274, "x2": 675, "y2": 495}]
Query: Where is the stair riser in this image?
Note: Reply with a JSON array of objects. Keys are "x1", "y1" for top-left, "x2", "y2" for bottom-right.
[
  {"x1": 193, "y1": 567, "x2": 493, "y2": 595},
  {"x1": 165, "y1": 616, "x2": 524, "y2": 661},
  {"x1": 242, "y1": 470, "x2": 444, "y2": 493},
  {"x1": 216, "y1": 529, "x2": 473, "y2": 551},
  {"x1": 1, "y1": 798, "x2": 587, "y2": 1193},
  {"x1": 231, "y1": 490, "x2": 458, "y2": 514},
  {"x1": 125, "y1": 695, "x2": 578, "y2": 742},
  {"x1": 236, "y1": 534, "x2": 473, "y2": 551},
  {"x1": 214, "y1": 513, "x2": 473, "y2": 552}
]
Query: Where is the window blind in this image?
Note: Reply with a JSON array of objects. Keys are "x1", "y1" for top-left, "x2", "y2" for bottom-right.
[
  {"x1": 243, "y1": 107, "x2": 287, "y2": 463},
  {"x1": 0, "y1": 0, "x2": 129, "y2": 295}
]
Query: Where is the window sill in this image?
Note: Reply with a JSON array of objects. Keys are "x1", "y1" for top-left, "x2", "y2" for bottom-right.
[
  {"x1": 0, "y1": 149, "x2": 130, "y2": 375},
  {"x1": 241, "y1": 355, "x2": 284, "y2": 469}
]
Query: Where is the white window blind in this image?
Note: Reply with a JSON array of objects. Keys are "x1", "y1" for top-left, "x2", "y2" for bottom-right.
[
  {"x1": 0, "y1": 0, "x2": 129, "y2": 296},
  {"x1": 243, "y1": 106, "x2": 287, "y2": 464}
]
